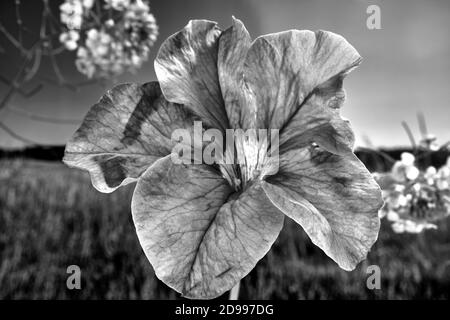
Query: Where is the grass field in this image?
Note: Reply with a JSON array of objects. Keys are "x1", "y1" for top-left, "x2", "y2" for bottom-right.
[{"x1": 1, "y1": 158, "x2": 449, "y2": 299}]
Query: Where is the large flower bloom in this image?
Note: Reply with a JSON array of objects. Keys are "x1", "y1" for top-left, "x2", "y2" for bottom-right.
[{"x1": 64, "y1": 18, "x2": 383, "y2": 299}]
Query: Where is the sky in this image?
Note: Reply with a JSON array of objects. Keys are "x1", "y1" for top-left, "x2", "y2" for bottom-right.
[{"x1": 0, "y1": 0, "x2": 449, "y2": 149}]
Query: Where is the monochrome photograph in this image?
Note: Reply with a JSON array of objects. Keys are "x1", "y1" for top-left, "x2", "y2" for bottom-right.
[{"x1": 0, "y1": 0, "x2": 449, "y2": 313}]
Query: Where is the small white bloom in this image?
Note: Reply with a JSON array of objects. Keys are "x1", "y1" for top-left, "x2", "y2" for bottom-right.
[
  {"x1": 401, "y1": 152, "x2": 415, "y2": 166},
  {"x1": 82, "y1": 0, "x2": 94, "y2": 9},
  {"x1": 77, "y1": 46, "x2": 88, "y2": 58},
  {"x1": 86, "y1": 28, "x2": 98, "y2": 39},
  {"x1": 412, "y1": 183, "x2": 421, "y2": 192},
  {"x1": 131, "y1": 54, "x2": 141, "y2": 66},
  {"x1": 378, "y1": 209, "x2": 387, "y2": 219},
  {"x1": 425, "y1": 166, "x2": 437, "y2": 185},
  {"x1": 439, "y1": 166, "x2": 450, "y2": 178},
  {"x1": 387, "y1": 210, "x2": 400, "y2": 222},
  {"x1": 105, "y1": 0, "x2": 131, "y2": 11},
  {"x1": 404, "y1": 220, "x2": 421, "y2": 233},
  {"x1": 405, "y1": 166, "x2": 419, "y2": 180},
  {"x1": 65, "y1": 40, "x2": 78, "y2": 51},
  {"x1": 392, "y1": 222, "x2": 405, "y2": 233},
  {"x1": 105, "y1": 19, "x2": 115, "y2": 28},
  {"x1": 60, "y1": 2, "x2": 72, "y2": 14},
  {"x1": 59, "y1": 30, "x2": 80, "y2": 50},
  {"x1": 437, "y1": 179, "x2": 449, "y2": 190}
]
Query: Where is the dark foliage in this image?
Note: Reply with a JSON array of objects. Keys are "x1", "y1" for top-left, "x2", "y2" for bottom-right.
[{"x1": 0, "y1": 158, "x2": 449, "y2": 299}]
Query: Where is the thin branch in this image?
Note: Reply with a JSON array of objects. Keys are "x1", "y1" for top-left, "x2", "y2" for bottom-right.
[
  {"x1": 47, "y1": 45, "x2": 66, "y2": 56},
  {"x1": 47, "y1": 43, "x2": 67, "y2": 85},
  {"x1": 0, "y1": 121, "x2": 39, "y2": 146},
  {"x1": 14, "y1": 0, "x2": 23, "y2": 47},
  {"x1": 401, "y1": 121, "x2": 417, "y2": 151},
  {"x1": 0, "y1": 75, "x2": 43, "y2": 98},
  {"x1": 37, "y1": 75, "x2": 99, "y2": 91},
  {"x1": 0, "y1": 22, "x2": 28, "y2": 56},
  {"x1": 0, "y1": 1, "x2": 104, "y2": 147},
  {"x1": 6, "y1": 105, "x2": 81, "y2": 124},
  {"x1": 23, "y1": 48, "x2": 43, "y2": 82},
  {"x1": 0, "y1": 46, "x2": 36, "y2": 111},
  {"x1": 417, "y1": 111, "x2": 428, "y2": 138},
  {"x1": 229, "y1": 281, "x2": 240, "y2": 300},
  {"x1": 42, "y1": 0, "x2": 62, "y2": 34}
]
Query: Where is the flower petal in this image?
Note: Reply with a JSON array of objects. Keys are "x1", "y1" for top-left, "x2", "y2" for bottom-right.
[
  {"x1": 279, "y1": 90, "x2": 355, "y2": 155},
  {"x1": 131, "y1": 157, "x2": 284, "y2": 299},
  {"x1": 243, "y1": 30, "x2": 361, "y2": 131},
  {"x1": 154, "y1": 20, "x2": 229, "y2": 131},
  {"x1": 217, "y1": 17, "x2": 254, "y2": 129},
  {"x1": 63, "y1": 82, "x2": 197, "y2": 193},
  {"x1": 265, "y1": 147, "x2": 383, "y2": 270}
]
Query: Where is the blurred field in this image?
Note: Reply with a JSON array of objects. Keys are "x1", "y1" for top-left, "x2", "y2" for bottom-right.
[{"x1": 0, "y1": 158, "x2": 449, "y2": 299}]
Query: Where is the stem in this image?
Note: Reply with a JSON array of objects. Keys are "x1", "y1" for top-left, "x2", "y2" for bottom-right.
[
  {"x1": 229, "y1": 281, "x2": 240, "y2": 300},
  {"x1": 401, "y1": 121, "x2": 417, "y2": 154}
]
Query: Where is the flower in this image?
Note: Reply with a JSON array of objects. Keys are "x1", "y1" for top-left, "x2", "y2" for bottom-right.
[
  {"x1": 376, "y1": 154, "x2": 450, "y2": 233},
  {"x1": 391, "y1": 152, "x2": 420, "y2": 181},
  {"x1": 60, "y1": 0, "x2": 84, "y2": 29},
  {"x1": 425, "y1": 166, "x2": 437, "y2": 185},
  {"x1": 392, "y1": 220, "x2": 437, "y2": 234},
  {"x1": 59, "y1": 30, "x2": 80, "y2": 51},
  {"x1": 419, "y1": 133, "x2": 440, "y2": 151},
  {"x1": 82, "y1": 0, "x2": 94, "y2": 9},
  {"x1": 75, "y1": 47, "x2": 95, "y2": 78},
  {"x1": 59, "y1": 0, "x2": 158, "y2": 78},
  {"x1": 105, "y1": 0, "x2": 131, "y2": 11},
  {"x1": 64, "y1": 18, "x2": 383, "y2": 299}
]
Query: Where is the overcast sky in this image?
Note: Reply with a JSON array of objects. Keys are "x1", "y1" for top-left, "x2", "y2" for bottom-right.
[{"x1": 1, "y1": 0, "x2": 449, "y2": 148}]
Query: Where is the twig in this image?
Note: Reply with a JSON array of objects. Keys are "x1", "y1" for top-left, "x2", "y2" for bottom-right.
[
  {"x1": 0, "y1": 22, "x2": 28, "y2": 56},
  {"x1": 401, "y1": 121, "x2": 417, "y2": 153},
  {"x1": 47, "y1": 43, "x2": 66, "y2": 85},
  {"x1": 0, "y1": 0, "x2": 104, "y2": 147},
  {"x1": 417, "y1": 111, "x2": 428, "y2": 138},
  {"x1": 0, "y1": 46, "x2": 37, "y2": 111},
  {"x1": 0, "y1": 121, "x2": 39, "y2": 146},
  {"x1": 24, "y1": 48, "x2": 43, "y2": 82},
  {"x1": 6, "y1": 105, "x2": 81, "y2": 124},
  {"x1": 14, "y1": 0, "x2": 23, "y2": 47},
  {"x1": 0, "y1": 76, "x2": 43, "y2": 98}
]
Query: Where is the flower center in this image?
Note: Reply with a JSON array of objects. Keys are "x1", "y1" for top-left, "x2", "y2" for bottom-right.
[{"x1": 218, "y1": 129, "x2": 279, "y2": 192}]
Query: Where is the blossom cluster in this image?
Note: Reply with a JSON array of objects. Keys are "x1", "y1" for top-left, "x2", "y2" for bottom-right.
[
  {"x1": 59, "y1": 0, "x2": 158, "y2": 78},
  {"x1": 375, "y1": 152, "x2": 450, "y2": 233}
]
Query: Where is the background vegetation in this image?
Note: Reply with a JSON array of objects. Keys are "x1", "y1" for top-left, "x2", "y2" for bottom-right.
[{"x1": 0, "y1": 157, "x2": 449, "y2": 299}]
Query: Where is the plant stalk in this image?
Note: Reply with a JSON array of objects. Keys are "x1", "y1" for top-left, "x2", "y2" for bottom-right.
[{"x1": 229, "y1": 281, "x2": 240, "y2": 300}]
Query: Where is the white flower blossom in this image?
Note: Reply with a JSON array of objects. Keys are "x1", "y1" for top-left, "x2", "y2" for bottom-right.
[
  {"x1": 59, "y1": 30, "x2": 80, "y2": 50},
  {"x1": 105, "y1": 0, "x2": 131, "y2": 11},
  {"x1": 60, "y1": 0, "x2": 84, "y2": 29},
  {"x1": 60, "y1": 0, "x2": 159, "y2": 78},
  {"x1": 375, "y1": 153, "x2": 450, "y2": 233},
  {"x1": 82, "y1": 0, "x2": 95, "y2": 9},
  {"x1": 401, "y1": 152, "x2": 415, "y2": 166}
]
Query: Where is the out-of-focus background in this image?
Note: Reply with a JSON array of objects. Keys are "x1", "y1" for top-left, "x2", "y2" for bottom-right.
[
  {"x1": 1, "y1": 0, "x2": 450, "y2": 299},
  {"x1": 1, "y1": 157, "x2": 450, "y2": 299},
  {"x1": 1, "y1": 0, "x2": 450, "y2": 148}
]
